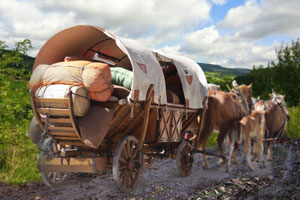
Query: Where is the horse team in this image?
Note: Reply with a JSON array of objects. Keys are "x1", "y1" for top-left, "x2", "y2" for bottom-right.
[{"x1": 195, "y1": 81, "x2": 289, "y2": 171}]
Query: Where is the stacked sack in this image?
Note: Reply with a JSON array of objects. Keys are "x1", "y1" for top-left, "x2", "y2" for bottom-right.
[{"x1": 29, "y1": 60, "x2": 114, "y2": 102}]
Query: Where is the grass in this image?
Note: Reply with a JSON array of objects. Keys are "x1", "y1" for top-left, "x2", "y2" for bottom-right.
[
  {"x1": 287, "y1": 106, "x2": 300, "y2": 138},
  {"x1": 206, "y1": 132, "x2": 218, "y2": 147}
]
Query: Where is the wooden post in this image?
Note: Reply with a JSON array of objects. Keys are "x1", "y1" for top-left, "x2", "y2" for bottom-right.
[{"x1": 137, "y1": 85, "x2": 154, "y2": 150}]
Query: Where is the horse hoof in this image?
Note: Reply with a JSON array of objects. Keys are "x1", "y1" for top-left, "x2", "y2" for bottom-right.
[
  {"x1": 267, "y1": 157, "x2": 273, "y2": 161},
  {"x1": 231, "y1": 159, "x2": 238, "y2": 164},
  {"x1": 219, "y1": 159, "x2": 226, "y2": 165}
]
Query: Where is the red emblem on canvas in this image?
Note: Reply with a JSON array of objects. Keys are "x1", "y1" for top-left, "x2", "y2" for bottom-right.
[
  {"x1": 185, "y1": 75, "x2": 193, "y2": 85},
  {"x1": 136, "y1": 62, "x2": 147, "y2": 74}
]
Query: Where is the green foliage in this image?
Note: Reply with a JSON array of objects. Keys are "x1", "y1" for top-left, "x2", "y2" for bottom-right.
[
  {"x1": 205, "y1": 72, "x2": 235, "y2": 91},
  {"x1": 270, "y1": 39, "x2": 300, "y2": 106},
  {"x1": 0, "y1": 39, "x2": 40, "y2": 184},
  {"x1": 206, "y1": 132, "x2": 218, "y2": 147},
  {"x1": 15, "y1": 39, "x2": 34, "y2": 56},
  {"x1": 236, "y1": 38, "x2": 300, "y2": 106},
  {"x1": 287, "y1": 106, "x2": 300, "y2": 138}
]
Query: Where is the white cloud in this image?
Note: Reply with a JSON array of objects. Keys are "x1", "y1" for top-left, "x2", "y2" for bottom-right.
[
  {"x1": 182, "y1": 26, "x2": 220, "y2": 53},
  {"x1": 219, "y1": 0, "x2": 300, "y2": 39},
  {"x1": 172, "y1": 25, "x2": 277, "y2": 68},
  {"x1": 41, "y1": 0, "x2": 211, "y2": 39},
  {"x1": 211, "y1": 0, "x2": 227, "y2": 6},
  {"x1": 0, "y1": 0, "x2": 212, "y2": 56},
  {"x1": 0, "y1": 0, "x2": 297, "y2": 69}
]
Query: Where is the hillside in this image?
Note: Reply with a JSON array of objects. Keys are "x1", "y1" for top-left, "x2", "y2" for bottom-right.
[
  {"x1": 1, "y1": 49, "x2": 250, "y2": 75},
  {"x1": 0, "y1": 49, "x2": 35, "y2": 70},
  {"x1": 199, "y1": 62, "x2": 250, "y2": 76}
]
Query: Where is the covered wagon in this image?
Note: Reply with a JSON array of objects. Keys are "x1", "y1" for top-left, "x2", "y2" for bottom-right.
[{"x1": 29, "y1": 25, "x2": 208, "y2": 192}]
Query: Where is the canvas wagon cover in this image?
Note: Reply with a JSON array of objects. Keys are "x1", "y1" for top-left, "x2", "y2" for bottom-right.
[
  {"x1": 155, "y1": 51, "x2": 208, "y2": 109},
  {"x1": 33, "y1": 25, "x2": 207, "y2": 108},
  {"x1": 115, "y1": 37, "x2": 167, "y2": 104}
]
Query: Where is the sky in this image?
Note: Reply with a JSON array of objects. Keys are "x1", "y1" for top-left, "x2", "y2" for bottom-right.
[{"x1": 0, "y1": 0, "x2": 299, "y2": 69}]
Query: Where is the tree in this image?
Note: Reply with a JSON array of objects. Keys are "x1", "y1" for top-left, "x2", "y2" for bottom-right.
[
  {"x1": 270, "y1": 39, "x2": 300, "y2": 106},
  {"x1": 0, "y1": 39, "x2": 38, "y2": 184},
  {"x1": 15, "y1": 39, "x2": 34, "y2": 56}
]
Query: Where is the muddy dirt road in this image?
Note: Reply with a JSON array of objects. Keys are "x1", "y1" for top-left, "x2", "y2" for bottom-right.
[{"x1": 1, "y1": 139, "x2": 299, "y2": 199}]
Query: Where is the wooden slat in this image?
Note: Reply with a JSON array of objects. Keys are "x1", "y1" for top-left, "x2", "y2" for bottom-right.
[
  {"x1": 123, "y1": 108, "x2": 145, "y2": 135},
  {"x1": 48, "y1": 126, "x2": 75, "y2": 132},
  {"x1": 109, "y1": 104, "x2": 142, "y2": 137},
  {"x1": 182, "y1": 112, "x2": 198, "y2": 131},
  {"x1": 150, "y1": 104, "x2": 199, "y2": 113},
  {"x1": 108, "y1": 105, "x2": 132, "y2": 133},
  {"x1": 58, "y1": 140, "x2": 84, "y2": 146},
  {"x1": 53, "y1": 136, "x2": 80, "y2": 140},
  {"x1": 38, "y1": 157, "x2": 107, "y2": 173},
  {"x1": 36, "y1": 108, "x2": 70, "y2": 116},
  {"x1": 48, "y1": 131, "x2": 76, "y2": 137},
  {"x1": 41, "y1": 118, "x2": 72, "y2": 124},
  {"x1": 34, "y1": 97, "x2": 68, "y2": 104}
]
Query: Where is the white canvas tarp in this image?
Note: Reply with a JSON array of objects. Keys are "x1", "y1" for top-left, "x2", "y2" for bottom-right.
[
  {"x1": 115, "y1": 37, "x2": 167, "y2": 105},
  {"x1": 33, "y1": 25, "x2": 207, "y2": 108},
  {"x1": 154, "y1": 51, "x2": 208, "y2": 109}
]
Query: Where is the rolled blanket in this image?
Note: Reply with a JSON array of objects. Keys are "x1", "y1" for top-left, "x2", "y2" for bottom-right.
[{"x1": 110, "y1": 67, "x2": 133, "y2": 90}]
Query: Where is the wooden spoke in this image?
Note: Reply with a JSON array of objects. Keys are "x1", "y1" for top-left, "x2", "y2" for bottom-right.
[
  {"x1": 113, "y1": 136, "x2": 143, "y2": 193},
  {"x1": 176, "y1": 141, "x2": 193, "y2": 177},
  {"x1": 119, "y1": 156, "x2": 127, "y2": 164},
  {"x1": 126, "y1": 141, "x2": 131, "y2": 158}
]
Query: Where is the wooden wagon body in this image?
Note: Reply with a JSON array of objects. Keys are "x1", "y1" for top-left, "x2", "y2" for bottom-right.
[{"x1": 30, "y1": 25, "x2": 208, "y2": 192}]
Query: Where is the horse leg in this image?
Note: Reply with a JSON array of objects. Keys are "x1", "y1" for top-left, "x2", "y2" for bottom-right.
[
  {"x1": 226, "y1": 129, "x2": 239, "y2": 172},
  {"x1": 266, "y1": 129, "x2": 273, "y2": 161},
  {"x1": 259, "y1": 139, "x2": 266, "y2": 168},
  {"x1": 217, "y1": 127, "x2": 228, "y2": 164},
  {"x1": 198, "y1": 108, "x2": 215, "y2": 170},
  {"x1": 258, "y1": 124, "x2": 266, "y2": 168},
  {"x1": 231, "y1": 141, "x2": 240, "y2": 164},
  {"x1": 232, "y1": 122, "x2": 243, "y2": 164},
  {"x1": 244, "y1": 135, "x2": 254, "y2": 171},
  {"x1": 252, "y1": 141, "x2": 260, "y2": 160}
]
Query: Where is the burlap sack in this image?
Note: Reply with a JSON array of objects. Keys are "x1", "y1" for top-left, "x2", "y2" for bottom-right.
[{"x1": 28, "y1": 64, "x2": 50, "y2": 91}]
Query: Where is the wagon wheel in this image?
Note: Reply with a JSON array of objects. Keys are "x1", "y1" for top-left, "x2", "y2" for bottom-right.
[
  {"x1": 39, "y1": 142, "x2": 68, "y2": 188},
  {"x1": 113, "y1": 136, "x2": 143, "y2": 193},
  {"x1": 176, "y1": 141, "x2": 194, "y2": 177}
]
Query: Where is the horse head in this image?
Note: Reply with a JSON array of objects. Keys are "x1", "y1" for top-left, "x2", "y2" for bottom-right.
[
  {"x1": 270, "y1": 89, "x2": 290, "y2": 121},
  {"x1": 232, "y1": 80, "x2": 253, "y2": 115}
]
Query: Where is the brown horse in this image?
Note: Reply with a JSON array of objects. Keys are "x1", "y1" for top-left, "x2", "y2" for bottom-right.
[
  {"x1": 196, "y1": 82, "x2": 253, "y2": 169},
  {"x1": 227, "y1": 110, "x2": 266, "y2": 171},
  {"x1": 254, "y1": 90, "x2": 289, "y2": 160}
]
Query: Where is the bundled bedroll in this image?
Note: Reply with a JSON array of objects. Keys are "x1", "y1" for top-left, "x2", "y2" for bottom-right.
[
  {"x1": 29, "y1": 60, "x2": 114, "y2": 102},
  {"x1": 36, "y1": 84, "x2": 90, "y2": 117}
]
